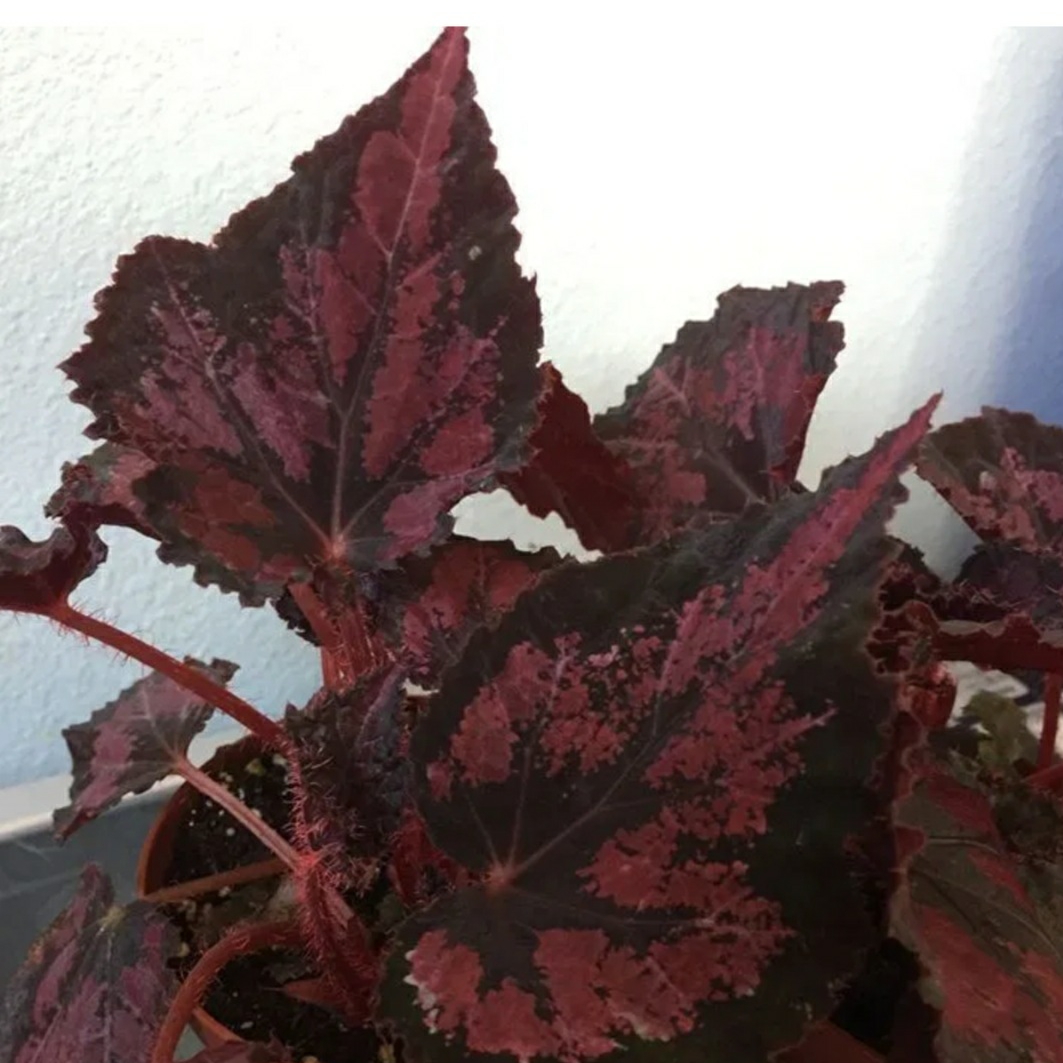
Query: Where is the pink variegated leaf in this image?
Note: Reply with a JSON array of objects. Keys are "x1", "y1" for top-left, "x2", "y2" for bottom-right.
[
  {"x1": 892, "y1": 754, "x2": 1063, "y2": 1062},
  {"x1": 377, "y1": 536, "x2": 561, "y2": 686},
  {"x1": 594, "y1": 282, "x2": 845, "y2": 545},
  {"x1": 61, "y1": 27, "x2": 541, "y2": 604},
  {"x1": 501, "y1": 363, "x2": 638, "y2": 552},
  {"x1": 0, "y1": 866, "x2": 176, "y2": 1063},
  {"x1": 379, "y1": 399, "x2": 938, "y2": 1063},
  {"x1": 917, "y1": 407, "x2": 1063, "y2": 556},
  {"x1": 54, "y1": 658, "x2": 238, "y2": 838}
]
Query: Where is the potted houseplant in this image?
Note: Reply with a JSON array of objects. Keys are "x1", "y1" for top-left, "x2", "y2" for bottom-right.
[{"x1": 2, "y1": 23, "x2": 1063, "y2": 1063}]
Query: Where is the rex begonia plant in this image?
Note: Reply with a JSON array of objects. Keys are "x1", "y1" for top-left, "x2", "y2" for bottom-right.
[{"x1": 2, "y1": 25, "x2": 1063, "y2": 1063}]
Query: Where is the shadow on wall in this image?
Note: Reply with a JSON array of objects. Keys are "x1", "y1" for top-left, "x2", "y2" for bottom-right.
[
  {"x1": 890, "y1": 28, "x2": 1063, "y2": 575},
  {"x1": 914, "y1": 28, "x2": 1063, "y2": 421},
  {"x1": 987, "y1": 31, "x2": 1063, "y2": 421}
]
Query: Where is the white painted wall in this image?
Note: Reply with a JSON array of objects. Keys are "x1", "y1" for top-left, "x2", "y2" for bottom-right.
[{"x1": 0, "y1": 24, "x2": 1059, "y2": 787}]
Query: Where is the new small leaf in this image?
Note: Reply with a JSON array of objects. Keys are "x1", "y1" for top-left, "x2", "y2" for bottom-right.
[{"x1": 54, "y1": 657, "x2": 238, "y2": 838}]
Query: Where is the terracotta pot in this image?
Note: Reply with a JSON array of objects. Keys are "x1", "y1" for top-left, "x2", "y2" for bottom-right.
[{"x1": 137, "y1": 734, "x2": 270, "y2": 1050}]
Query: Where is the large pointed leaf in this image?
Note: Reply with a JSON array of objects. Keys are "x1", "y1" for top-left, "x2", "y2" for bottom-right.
[
  {"x1": 53, "y1": 657, "x2": 238, "y2": 838},
  {"x1": 0, "y1": 865, "x2": 176, "y2": 1063},
  {"x1": 500, "y1": 363, "x2": 637, "y2": 552},
  {"x1": 892, "y1": 756, "x2": 1063, "y2": 1062},
  {"x1": 917, "y1": 407, "x2": 1063, "y2": 556},
  {"x1": 377, "y1": 536, "x2": 561, "y2": 685},
  {"x1": 594, "y1": 282, "x2": 845, "y2": 545},
  {"x1": 61, "y1": 27, "x2": 541, "y2": 604},
  {"x1": 378, "y1": 399, "x2": 937, "y2": 1063},
  {"x1": 0, "y1": 523, "x2": 106, "y2": 614}
]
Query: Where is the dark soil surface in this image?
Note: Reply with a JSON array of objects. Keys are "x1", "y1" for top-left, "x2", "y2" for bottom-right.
[
  {"x1": 159, "y1": 741, "x2": 386, "y2": 1063},
  {"x1": 163, "y1": 744, "x2": 292, "y2": 884}
]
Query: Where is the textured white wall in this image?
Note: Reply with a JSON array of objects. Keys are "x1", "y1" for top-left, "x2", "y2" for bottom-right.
[{"x1": 0, "y1": 24, "x2": 1059, "y2": 787}]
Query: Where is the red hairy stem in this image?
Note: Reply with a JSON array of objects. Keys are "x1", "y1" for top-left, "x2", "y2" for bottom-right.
[
  {"x1": 50, "y1": 602, "x2": 291, "y2": 752},
  {"x1": 142, "y1": 857, "x2": 287, "y2": 906},
  {"x1": 780, "y1": 1021, "x2": 884, "y2": 1063},
  {"x1": 287, "y1": 579, "x2": 379, "y2": 692},
  {"x1": 1038, "y1": 674, "x2": 1062, "y2": 771},
  {"x1": 297, "y1": 862, "x2": 379, "y2": 1025},
  {"x1": 151, "y1": 919, "x2": 304, "y2": 1063},
  {"x1": 175, "y1": 756, "x2": 300, "y2": 872}
]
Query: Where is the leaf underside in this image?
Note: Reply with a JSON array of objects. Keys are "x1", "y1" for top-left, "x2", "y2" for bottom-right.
[
  {"x1": 60, "y1": 26, "x2": 542, "y2": 604},
  {"x1": 378, "y1": 400, "x2": 936, "y2": 1063},
  {"x1": 892, "y1": 756, "x2": 1063, "y2": 1062},
  {"x1": 53, "y1": 657, "x2": 238, "y2": 838},
  {"x1": 593, "y1": 281, "x2": 845, "y2": 546},
  {"x1": 0, "y1": 865, "x2": 176, "y2": 1063}
]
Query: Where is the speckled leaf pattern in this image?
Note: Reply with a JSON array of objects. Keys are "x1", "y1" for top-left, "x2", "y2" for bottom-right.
[
  {"x1": 378, "y1": 399, "x2": 937, "y2": 1063},
  {"x1": 61, "y1": 27, "x2": 541, "y2": 603},
  {"x1": 378, "y1": 536, "x2": 561, "y2": 685},
  {"x1": 0, "y1": 865, "x2": 176, "y2": 1063},
  {"x1": 892, "y1": 757, "x2": 1063, "y2": 1062},
  {"x1": 501, "y1": 363, "x2": 638, "y2": 552},
  {"x1": 917, "y1": 408, "x2": 1063, "y2": 556},
  {"x1": 53, "y1": 657, "x2": 238, "y2": 838},
  {"x1": 594, "y1": 282, "x2": 845, "y2": 544},
  {"x1": 0, "y1": 523, "x2": 106, "y2": 614}
]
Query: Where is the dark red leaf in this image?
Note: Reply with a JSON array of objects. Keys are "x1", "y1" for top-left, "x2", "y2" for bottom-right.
[
  {"x1": 45, "y1": 443, "x2": 156, "y2": 538},
  {"x1": 594, "y1": 282, "x2": 845, "y2": 544},
  {"x1": 0, "y1": 523, "x2": 106, "y2": 614},
  {"x1": 919, "y1": 542, "x2": 1063, "y2": 674},
  {"x1": 379, "y1": 399, "x2": 937, "y2": 1063},
  {"x1": 0, "y1": 865, "x2": 176, "y2": 1063},
  {"x1": 61, "y1": 27, "x2": 541, "y2": 604},
  {"x1": 187, "y1": 1042, "x2": 294, "y2": 1063},
  {"x1": 958, "y1": 540, "x2": 1063, "y2": 629},
  {"x1": 377, "y1": 536, "x2": 561, "y2": 686},
  {"x1": 500, "y1": 363, "x2": 638, "y2": 552},
  {"x1": 917, "y1": 407, "x2": 1063, "y2": 556},
  {"x1": 54, "y1": 657, "x2": 238, "y2": 838},
  {"x1": 892, "y1": 756, "x2": 1063, "y2": 1062}
]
